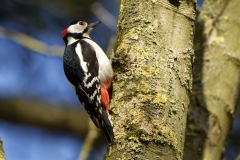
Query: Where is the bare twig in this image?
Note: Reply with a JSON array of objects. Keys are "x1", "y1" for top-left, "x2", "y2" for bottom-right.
[
  {"x1": 78, "y1": 119, "x2": 100, "y2": 160},
  {"x1": 0, "y1": 26, "x2": 64, "y2": 56},
  {"x1": 90, "y1": 3, "x2": 117, "y2": 32}
]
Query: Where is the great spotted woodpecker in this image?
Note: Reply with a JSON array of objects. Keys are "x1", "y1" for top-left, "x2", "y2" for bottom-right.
[{"x1": 62, "y1": 20, "x2": 114, "y2": 144}]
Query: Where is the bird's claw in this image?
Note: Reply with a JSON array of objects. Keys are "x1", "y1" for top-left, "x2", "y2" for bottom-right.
[{"x1": 110, "y1": 49, "x2": 121, "y2": 64}]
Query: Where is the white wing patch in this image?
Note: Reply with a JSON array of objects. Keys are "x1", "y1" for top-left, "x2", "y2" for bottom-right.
[
  {"x1": 75, "y1": 43, "x2": 88, "y2": 72},
  {"x1": 82, "y1": 39, "x2": 113, "y2": 83}
]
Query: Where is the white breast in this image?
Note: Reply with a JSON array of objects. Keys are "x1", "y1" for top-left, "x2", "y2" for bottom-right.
[{"x1": 83, "y1": 39, "x2": 113, "y2": 83}]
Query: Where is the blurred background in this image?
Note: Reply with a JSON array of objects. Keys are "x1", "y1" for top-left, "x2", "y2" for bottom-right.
[
  {"x1": 0, "y1": 0, "x2": 118, "y2": 160},
  {"x1": 0, "y1": 0, "x2": 239, "y2": 160}
]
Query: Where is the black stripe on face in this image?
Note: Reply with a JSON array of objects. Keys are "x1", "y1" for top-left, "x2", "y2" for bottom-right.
[{"x1": 83, "y1": 27, "x2": 88, "y2": 34}]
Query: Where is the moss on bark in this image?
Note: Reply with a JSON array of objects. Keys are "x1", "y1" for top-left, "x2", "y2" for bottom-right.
[{"x1": 106, "y1": 0, "x2": 196, "y2": 159}]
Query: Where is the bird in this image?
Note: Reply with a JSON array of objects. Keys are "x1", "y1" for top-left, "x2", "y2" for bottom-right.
[{"x1": 61, "y1": 20, "x2": 114, "y2": 144}]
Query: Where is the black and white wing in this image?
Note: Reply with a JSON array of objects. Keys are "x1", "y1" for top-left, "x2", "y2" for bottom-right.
[{"x1": 63, "y1": 40, "x2": 113, "y2": 144}]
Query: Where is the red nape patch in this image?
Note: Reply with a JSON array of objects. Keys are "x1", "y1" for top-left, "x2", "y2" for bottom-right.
[
  {"x1": 62, "y1": 28, "x2": 68, "y2": 38},
  {"x1": 101, "y1": 84, "x2": 110, "y2": 112}
]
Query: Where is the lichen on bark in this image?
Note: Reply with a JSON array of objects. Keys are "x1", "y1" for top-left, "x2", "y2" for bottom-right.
[
  {"x1": 106, "y1": 0, "x2": 196, "y2": 159},
  {"x1": 0, "y1": 140, "x2": 5, "y2": 160}
]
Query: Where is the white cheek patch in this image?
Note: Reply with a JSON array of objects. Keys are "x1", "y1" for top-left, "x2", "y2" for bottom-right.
[
  {"x1": 67, "y1": 37, "x2": 78, "y2": 46},
  {"x1": 68, "y1": 23, "x2": 86, "y2": 34},
  {"x1": 82, "y1": 33, "x2": 90, "y2": 38}
]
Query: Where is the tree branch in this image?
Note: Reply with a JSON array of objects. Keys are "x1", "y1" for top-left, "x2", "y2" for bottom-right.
[
  {"x1": 0, "y1": 99, "x2": 101, "y2": 138},
  {"x1": 184, "y1": 0, "x2": 240, "y2": 159},
  {"x1": 0, "y1": 26, "x2": 64, "y2": 56}
]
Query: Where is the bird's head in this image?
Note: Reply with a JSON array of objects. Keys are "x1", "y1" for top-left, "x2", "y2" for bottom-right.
[{"x1": 62, "y1": 20, "x2": 101, "y2": 45}]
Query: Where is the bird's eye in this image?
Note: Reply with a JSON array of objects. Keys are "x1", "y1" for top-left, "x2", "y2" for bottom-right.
[{"x1": 79, "y1": 21, "x2": 84, "y2": 25}]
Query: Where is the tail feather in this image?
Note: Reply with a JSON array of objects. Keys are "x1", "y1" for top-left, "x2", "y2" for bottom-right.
[
  {"x1": 97, "y1": 110, "x2": 114, "y2": 145},
  {"x1": 74, "y1": 84, "x2": 114, "y2": 144}
]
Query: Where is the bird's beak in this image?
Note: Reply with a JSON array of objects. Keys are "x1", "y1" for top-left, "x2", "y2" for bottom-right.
[{"x1": 87, "y1": 21, "x2": 101, "y2": 29}]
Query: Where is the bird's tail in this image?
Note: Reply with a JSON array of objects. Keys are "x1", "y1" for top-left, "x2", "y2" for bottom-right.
[
  {"x1": 74, "y1": 85, "x2": 114, "y2": 144},
  {"x1": 97, "y1": 109, "x2": 114, "y2": 145}
]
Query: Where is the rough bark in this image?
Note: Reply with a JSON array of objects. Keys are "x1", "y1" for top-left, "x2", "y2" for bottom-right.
[
  {"x1": 106, "y1": 0, "x2": 196, "y2": 159},
  {"x1": 0, "y1": 140, "x2": 5, "y2": 160},
  {"x1": 184, "y1": 0, "x2": 240, "y2": 160}
]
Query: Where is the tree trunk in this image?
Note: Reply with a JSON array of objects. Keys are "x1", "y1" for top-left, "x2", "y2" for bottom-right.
[
  {"x1": 106, "y1": 0, "x2": 196, "y2": 159},
  {"x1": 0, "y1": 140, "x2": 5, "y2": 160},
  {"x1": 184, "y1": 0, "x2": 240, "y2": 160}
]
